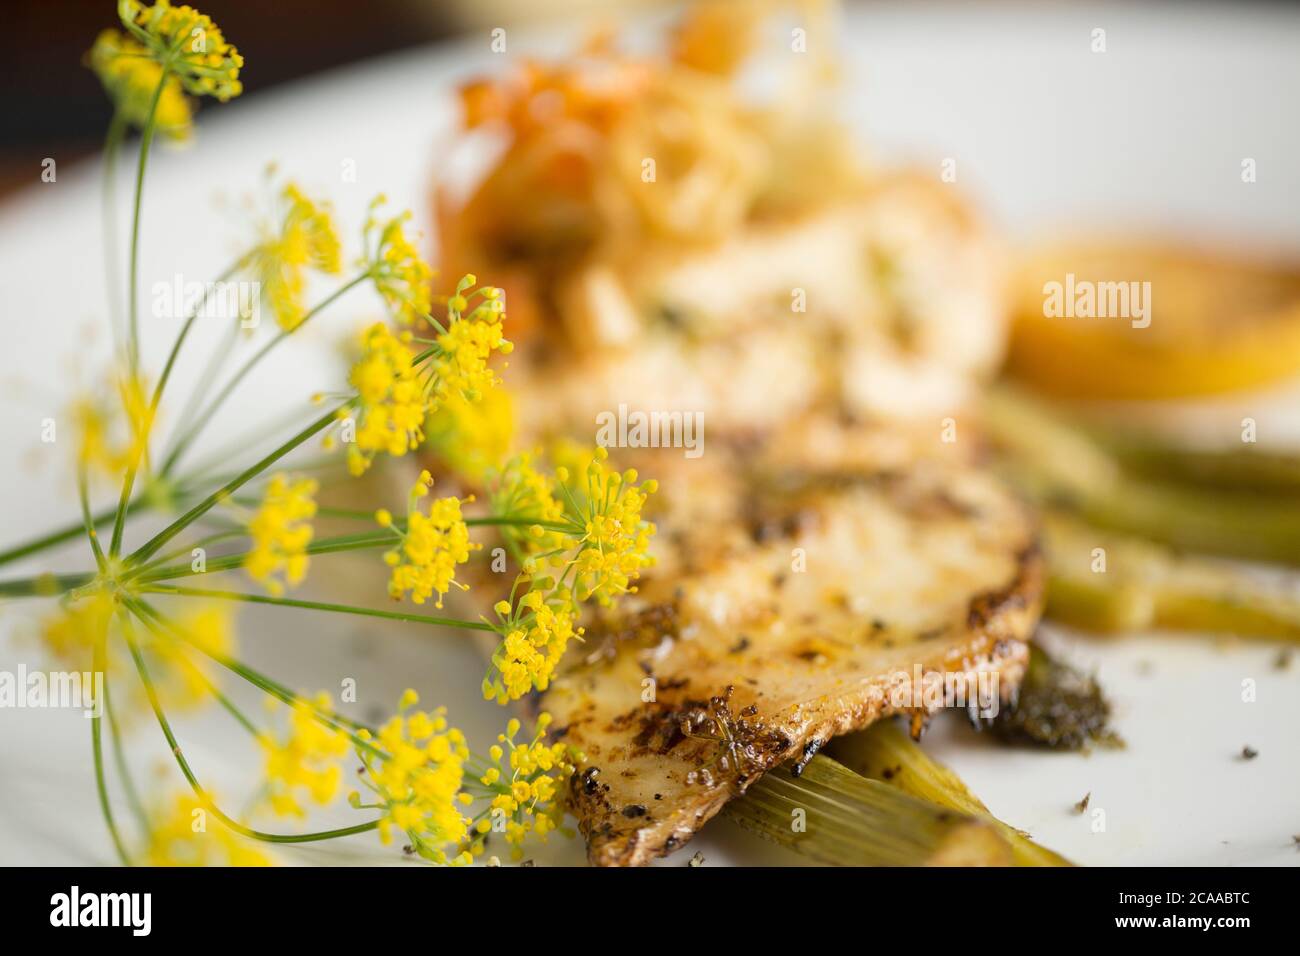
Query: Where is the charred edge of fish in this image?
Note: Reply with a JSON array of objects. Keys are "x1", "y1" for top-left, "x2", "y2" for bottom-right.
[
  {"x1": 967, "y1": 541, "x2": 1044, "y2": 632},
  {"x1": 791, "y1": 737, "x2": 825, "y2": 776}
]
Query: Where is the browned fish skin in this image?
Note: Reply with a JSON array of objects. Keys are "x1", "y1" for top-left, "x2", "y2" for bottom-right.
[{"x1": 542, "y1": 459, "x2": 1043, "y2": 866}]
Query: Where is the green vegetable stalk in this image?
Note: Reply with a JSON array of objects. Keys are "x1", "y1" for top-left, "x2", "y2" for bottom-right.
[
  {"x1": 829, "y1": 720, "x2": 1073, "y2": 866},
  {"x1": 724, "y1": 754, "x2": 1013, "y2": 866}
]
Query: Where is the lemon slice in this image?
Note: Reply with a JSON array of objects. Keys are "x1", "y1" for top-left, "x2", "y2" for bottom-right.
[{"x1": 1005, "y1": 241, "x2": 1300, "y2": 399}]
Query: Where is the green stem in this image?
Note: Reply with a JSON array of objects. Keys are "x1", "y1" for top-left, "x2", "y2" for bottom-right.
[
  {"x1": 0, "y1": 462, "x2": 234, "y2": 572},
  {"x1": 126, "y1": 69, "x2": 168, "y2": 374},
  {"x1": 828, "y1": 721, "x2": 1072, "y2": 867},
  {"x1": 0, "y1": 520, "x2": 103, "y2": 569},
  {"x1": 92, "y1": 631, "x2": 132, "y2": 865},
  {"x1": 120, "y1": 615, "x2": 379, "y2": 845},
  {"x1": 161, "y1": 274, "x2": 367, "y2": 478},
  {"x1": 467, "y1": 516, "x2": 574, "y2": 532},
  {"x1": 104, "y1": 673, "x2": 151, "y2": 839},
  {"x1": 0, "y1": 572, "x2": 95, "y2": 598},
  {"x1": 128, "y1": 528, "x2": 249, "y2": 580},
  {"x1": 127, "y1": 597, "x2": 380, "y2": 753},
  {"x1": 0, "y1": 450, "x2": 301, "y2": 575},
  {"x1": 182, "y1": 652, "x2": 261, "y2": 738},
  {"x1": 102, "y1": 109, "x2": 127, "y2": 359},
  {"x1": 152, "y1": 258, "x2": 247, "y2": 414},
  {"x1": 129, "y1": 529, "x2": 397, "y2": 584},
  {"x1": 0, "y1": 499, "x2": 150, "y2": 569},
  {"x1": 184, "y1": 451, "x2": 340, "y2": 500},
  {"x1": 109, "y1": 260, "x2": 247, "y2": 559},
  {"x1": 169, "y1": 313, "x2": 240, "y2": 445},
  {"x1": 78, "y1": 469, "x2": 107, "y2": 573},
  {"x1": 128, "y1": 403, "x2": 348, "y2": 567},
  {"x1": 139, "y1": 583, "x2": 496, "y2": 632}
]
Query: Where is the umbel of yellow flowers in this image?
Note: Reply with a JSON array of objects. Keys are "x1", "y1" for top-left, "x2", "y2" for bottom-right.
[
  {"x1": 88, "y1": 1, "x2": 244, "y2": 138},
  {"x1": 8, "y1": 0, "x2": 663, "y2": 868}
]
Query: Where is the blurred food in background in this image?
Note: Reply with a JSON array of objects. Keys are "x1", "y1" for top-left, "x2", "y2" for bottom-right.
[
  {"x1": 436, "y1": 0, "x2": 1005, "y2": 443},
  {"x1": 1006, "y1": 240, "x2": 1300, "y2": 400}
]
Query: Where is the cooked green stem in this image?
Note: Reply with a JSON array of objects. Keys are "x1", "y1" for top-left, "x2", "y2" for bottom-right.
[
  {"x1": 828, "y1": 721, "x2": 1072, "y2": 866},
  {"x1": 1044, "y1": 513, "x2": 1300, "y2": 642},
  {"x1": 984, "y1": 386, "x2": 1300, "y2": 566},
  {"x1": 1089, "y1": 428, "x2": 1300, "y2": 495},
  {"x1": 724, "y1": 754, "x2": 1012, "y2": 866}
]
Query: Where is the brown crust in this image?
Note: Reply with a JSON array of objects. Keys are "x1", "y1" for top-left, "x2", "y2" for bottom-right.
[{"x1": 569, "y1": 544, "x2": 1044, "y2": 866}]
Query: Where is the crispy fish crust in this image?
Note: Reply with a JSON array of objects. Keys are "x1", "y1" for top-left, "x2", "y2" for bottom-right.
[{"x1": 541, "y1": 455, "x2": 1043, "y2": 866}]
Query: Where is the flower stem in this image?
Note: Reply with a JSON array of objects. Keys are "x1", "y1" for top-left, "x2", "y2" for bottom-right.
[
  {"x1": 78, "y1": 468, "x2": 108, "y2": 573},
  {"x1": 102, "y1": 109, "x2": 127, "y2": 359},
  {"x1": 169, "y1": 312, "x2": 240, "y2": 443},
  {"x1": 0, "y1": 499, "x2": 147, "y2": 569},
  {"x1": 104, "y1": 674, "x2": 151, "y2": 839},
  {"x1": 152, "y1": 257, "x2": 248, "y2": 414},
  {"x1": 139, "y1": 583, "x2": 497, "y2": 632},
  {"x1": 126, "y1": 69, "x2": 169, "y2": 375},
  {"x1": 119, "y1": 613, "x2": 379, "y2": 845},
  {"x1": 109, "y1": 259, "x2": 247, "y2": 559},
  {"x1": 128, "y1": 402, "x2": 348, "y2": 566},
  {"x1": 0, "y1": 572, "x2": 96, "y2": 598},
  {"x1": 466, "y1": 516, "x2": 573, "y2": 532},
  {"x1": 128, "y1": 528, "x2": 249, "y2": 580},
  {"x1": 92, "y1": 630, "x2": 132, "y2": 866},
  {"x1": 129, "y1": 529, "x2": 397, "y2": 584},
  {"x1": 180, "y1": 650, "x2": 262, "y2": 738},
  {"x1": 128, "y1": 597, "x2": 382, "y2": 755},
  {"x1": 160, "y1": 273, "x2": 368, "y2": 478}
]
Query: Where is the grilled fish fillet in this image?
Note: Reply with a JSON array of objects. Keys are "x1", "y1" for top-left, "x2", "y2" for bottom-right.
[
  {"x1": 539, "y1": 448, "x2": 1042, "y2": 866},
  {"x1": 511, "y1": 174, "x2": 1006, "y2": 442}
]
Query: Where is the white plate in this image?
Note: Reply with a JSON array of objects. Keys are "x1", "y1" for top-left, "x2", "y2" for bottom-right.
[{"x1": 1, "y1": 1, "x2": 1298, "y2": 867}]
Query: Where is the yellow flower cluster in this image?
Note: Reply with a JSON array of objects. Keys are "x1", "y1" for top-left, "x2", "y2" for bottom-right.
[
  {"x1": 429, "y1": 276, "x2": 512, "y2": 404},
  {"x1": 345, "y1": 322, "x2": 425, "y2": 476},
  {"x1": 344, "y1": 264, "x2": 511, "y2": 476},
  {"x1": 73, "y1": 372, "x2": 155, "y2": 480},
  {"x1": 470, "y1": 714, "x2": 575, "y2": 858},
  {"x1": 40, "y1": 592, "x2": 115, "y2": 672},
  {"x1": 144, "y1": 794, "x2": 272, "y2": 866},
  {"x1": 488, "y1": 451, "x2": 567, "y2": 556},
  {"x1": 255, "y1": 183, "x2": 343, "y2": 331},
  {"x1": 87, "y1": 29, "x2": 192, "y2": 139},
  {"x1": 569, "y1": 447, "x2": 658, "y2": 606},
  {"x1": 481, "y1": 448, "x2": 656, "y2": 703},
  {"x1": 354, "y1": 690, "x2": 472, "y2": 864},
  {"x1": 118, "y1": 0, "x2": 243, "y2": 102},
  {"x1": 41, "y1": 596, "x2": 233, "y2": 714},
  {"x1": 424, "y1": 387, "x2": 514, "y2": 483},
  {"x1": 259, "y1": 692, "x2": 350, "y2": 818},
  {"x1": 378, "y1": 472, "x2": 477, "y2": 608},
  {"x1": 243, "y1": 473, "x2": 317, "y2": 597},
  {"x1": 364, "y1": 200, "x2": 433, "y2": 327},
  {"x1": 72, "y1": 397, "x2": 124, "y2": 479},
  {"x1": 483, "y1": 588, "x2": 580, "y2": 705}
]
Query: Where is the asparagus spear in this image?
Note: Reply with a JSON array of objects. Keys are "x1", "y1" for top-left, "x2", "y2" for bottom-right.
[
  {"x1": 983, "y1": 386, "x2": 1300, "y2": 565},
  {"x1": 1088, "y1": 428, "x2": 1300, "y2": 495},
  {"x1": 829, "y1": 720, "x2": 1073, "y2": 867},
  {"x1": 1044, "y1": 512, "x2": 1300, "y2": 642},
  {"x1": 724, "y1": 754, "x2": 1013, "y2": 866}
]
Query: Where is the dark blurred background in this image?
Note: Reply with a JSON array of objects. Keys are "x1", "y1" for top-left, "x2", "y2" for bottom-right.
[{"x1": 0, "y1": 0, "x2": 659, "y2": 197}]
